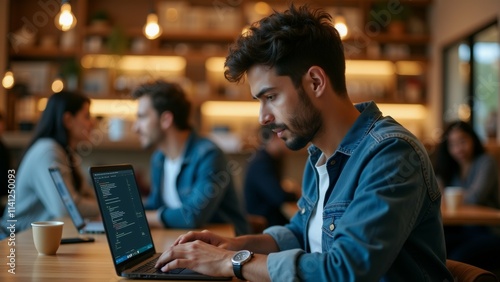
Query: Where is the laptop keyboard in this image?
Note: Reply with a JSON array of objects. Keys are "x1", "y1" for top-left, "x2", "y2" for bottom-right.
[{"x1": 134, "y1": 259, "x2": 184, "y2": 274}]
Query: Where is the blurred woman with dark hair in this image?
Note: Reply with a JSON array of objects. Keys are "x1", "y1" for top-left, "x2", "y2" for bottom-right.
[
  {"x1": 435, "y1": 120, "x2": 499, "y2": 208},
  {"x1": 1, "y1": 91, "x2": 99, "y2": 233},
  {"x1": 435, "y1": 120, "x2": 500, "y2": 271}
]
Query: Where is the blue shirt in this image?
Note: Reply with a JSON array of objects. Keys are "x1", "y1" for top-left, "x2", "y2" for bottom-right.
[
  {"x1": 264, "y1": 102, "x2": 452, "y2": 281},
  {"x1": 144, "y1": 132, "x2": 249, "y2": 235}
]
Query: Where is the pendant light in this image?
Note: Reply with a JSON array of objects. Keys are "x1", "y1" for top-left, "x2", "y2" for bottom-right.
[
  {"x1": 143, "y1": 3, "x2": 162, "y2": 40},
  {"x1": 55, "y1": 0, "x2": 77, "y2": 31},
  {"x1": 51, "y1": 76, "x2": 64, "y2": 93},
  {"x1": 333, "y1": 12, "x2": 348, "y2": 40},
  {"x1": 2, "y1": 69, "x2": 14, "y2": 89}
]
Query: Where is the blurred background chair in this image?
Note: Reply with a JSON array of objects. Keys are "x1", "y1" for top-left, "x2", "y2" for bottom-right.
[{"x1": 446, "y1": 259, "x2": 498, "y2": 282}]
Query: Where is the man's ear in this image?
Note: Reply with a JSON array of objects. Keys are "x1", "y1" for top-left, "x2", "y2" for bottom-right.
[
  {"x1": 305, "y1": 66, "x2": 327, "y2": 97},
  {"x1": 159, "y1": 111, "x2": 173, "y2": 130}
]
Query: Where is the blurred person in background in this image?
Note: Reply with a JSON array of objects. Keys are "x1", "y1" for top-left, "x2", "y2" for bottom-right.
[
  {"x1": 244, "y1": 126, "x2": 299, "y2": 228},
  {"x1": 0, "y1": 91, "x2": 100, "y2": 234},
  {"x1": 132, "y1": 80, "x2": 249, "y2": 235},
  {"x1": 434, "y1": 120, "x2": 500, "y2": 271}
]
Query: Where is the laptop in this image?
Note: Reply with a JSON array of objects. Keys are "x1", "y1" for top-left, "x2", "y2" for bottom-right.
[
  {"x1": 88, "y1": 164, "x2": 230, "y2": 280},
  {"x1": 49, "y1": 167, "x2": 105, "y2": 234}
]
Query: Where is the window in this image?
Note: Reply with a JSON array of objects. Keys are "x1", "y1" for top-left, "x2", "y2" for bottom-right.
[{"x1": 443, "y1": 21, "x2": 499, "y2": 141}]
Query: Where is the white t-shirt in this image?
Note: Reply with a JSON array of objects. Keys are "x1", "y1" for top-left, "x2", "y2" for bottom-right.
[
  {"x1": 308, "y1": 154, "x2": 330, "y2": 253},
  {"x1": 162, "y1": 157, "x2": 183, "y2": 209}
]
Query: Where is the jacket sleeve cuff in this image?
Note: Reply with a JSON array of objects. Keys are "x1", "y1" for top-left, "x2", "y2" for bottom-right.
[
  {"x1": 267, "y1": 249, "x2": 303, "y2": 281},
  {"x1": 263, "y1": 226, "x2": 301, "y2": 251}
]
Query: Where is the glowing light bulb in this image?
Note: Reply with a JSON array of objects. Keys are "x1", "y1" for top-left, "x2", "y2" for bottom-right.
[
  {"x1": 51, "y1": 78, "x2": 64, "y2": 93},
  {"x1": 334, "y1": 15, "x2": 348, "y2": 39},
  {"x1": 143, "y1": 13, "x2": 162, "y2": 40},
  {"x1": 2, "y1": 71, "x2": 14, "y2": 89},
  {"x1": 55, "y1": 2, "x2": 77, "y2": 31}
]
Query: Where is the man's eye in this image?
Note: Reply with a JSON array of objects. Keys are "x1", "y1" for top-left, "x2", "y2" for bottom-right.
[{"x1": 267, "y1": 95, "x2": 275, "y2": 101}]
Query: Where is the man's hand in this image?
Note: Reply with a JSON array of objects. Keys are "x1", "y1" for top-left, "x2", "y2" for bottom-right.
[
  {"x1": 155, "y1": 230, "x2": 274, "y2": 281},
  {"x1": 155, "y1": 239, "x2": 234, "y2": 277},
  {"x1": 172, "y1": 230, "x2": 241, "y2": 250}
]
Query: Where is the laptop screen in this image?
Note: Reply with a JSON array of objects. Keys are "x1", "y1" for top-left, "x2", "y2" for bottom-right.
[
  {"x1": 90, "y1": 165, "x2": 154, "y2": 265},
  {"x1": 49, "y1": 167, "x2": 86, "y2": 229}
]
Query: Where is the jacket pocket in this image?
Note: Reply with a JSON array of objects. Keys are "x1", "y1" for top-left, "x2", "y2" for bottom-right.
[{"x1": 322, "y1": 201, "x2": 350, "y2": 247}]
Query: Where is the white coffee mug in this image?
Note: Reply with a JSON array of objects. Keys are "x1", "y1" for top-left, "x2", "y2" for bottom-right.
[
  {"x1": 444, "y1": 187, "x2": 465, "y2": 212},
  {"x1": 31, "y1": 221, "x2": 64, "y2": 255}
]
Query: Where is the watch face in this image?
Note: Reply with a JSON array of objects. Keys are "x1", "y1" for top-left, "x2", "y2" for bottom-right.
[{"x1": 233, "y1": 250, "x2": 251, "y2": 263}]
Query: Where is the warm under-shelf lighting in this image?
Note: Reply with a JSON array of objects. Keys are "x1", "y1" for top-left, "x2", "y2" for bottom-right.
[
  {"x1": 41, "y1": 99, "x2": 138, "y2": 118},
  {"x1": 119, "y1": 56, "x2": 185, "y2": 72},
  {"x1": 37, "y1": 99, "x2": 139, "y2": 120},
  {"x1": 81, "y1": 55, "x2": 120, "y2": 69},
  {"x1": 395, "y1": 61, "x2": 424, "y2": 76},
  {"x1": 205, "y1": 57, "x2": 226, "y2": 72},
  {"x1": 81, "y1": 55, "x2": 186, "y2": 72},
  {"x1": 90, "y1": 99, "x2": 138, "y2": 118},
  {"x1": 202, "y1": 101, "x2": 260, "y2": 118},
  {"x1": 377, "y1": 103, "x2": 427, "y2": 120},
  {"x1": 201, "y1": 101, "x2": 426, "y2": 121},
  {"x1": 55, "y1": 0, "x2": 77, "y2": 31},
  {"x1": 2, "y1": 70, "x2": 14, "y2": 89},
  {"x1": 346, "y1": 60, "x2": 395, "y2": 76},
  {"x1": 143, "y1": 12, "x2": 162, "y2": 40}
]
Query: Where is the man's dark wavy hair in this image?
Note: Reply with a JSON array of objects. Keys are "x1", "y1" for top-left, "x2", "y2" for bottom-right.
[
  {"x1": 132, "y1": 80, "x2": 192, "y2": 130},
  {"x1": 224, "y1": 4, "x2": 347, "y2": 96}
]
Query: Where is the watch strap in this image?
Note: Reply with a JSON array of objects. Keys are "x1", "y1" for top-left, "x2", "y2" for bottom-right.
[{"x1": 233, "y1": 263, "x2": 245, "y2": 280}]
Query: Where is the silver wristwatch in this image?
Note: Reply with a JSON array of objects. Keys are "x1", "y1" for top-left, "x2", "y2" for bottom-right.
[{"x1": 231, "y1": 250, "x2": 253, "y2": 280}]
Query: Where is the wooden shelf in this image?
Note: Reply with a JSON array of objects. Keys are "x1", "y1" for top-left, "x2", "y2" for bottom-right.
[
  {"x1": 79, "y1": 49, "x2": 229, "y2": 60},
  {"x1": 370, "y1": 34, "x2": 430, "y2": 44},
  {"x1": 344, "y1": 54, "x2": 428, "y2": 62},
  {"x1": 84, "y1": 26, "x2": 239, "y2": 42},
  {"x1": 7, "y1": 0, "x2": 433, "y2": 106},
  {"x1": 9, "y1": 47, "x2": 78, "y2": 59},
  {"x1": 159, "y1": 30, "x2": 240, "y2": 43}
]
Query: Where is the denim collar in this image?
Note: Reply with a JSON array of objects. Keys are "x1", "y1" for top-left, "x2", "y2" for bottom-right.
[
  {"x1": 307, "y1": 101, "x2": 382, "y2": 158},
  {"x1": 154, "y1": 130, "x2": 197, "y2": 165}
]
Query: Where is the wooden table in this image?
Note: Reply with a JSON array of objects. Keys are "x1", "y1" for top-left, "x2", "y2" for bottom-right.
[
  {"x1": 441, "y1": 204, "x2": 500, "y2": 226},
  {"x1": 0, "y1": 218, "x2": 235, "y2": 281},
  {"x1": 282, "y1": 202, "x2": 500, "y2": 226}
]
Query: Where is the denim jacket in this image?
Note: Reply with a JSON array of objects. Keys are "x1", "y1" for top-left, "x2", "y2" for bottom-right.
[
  {"x1": 144, "y1": 132, "x2": 249, "y2": 235},
  {"x1": 264, "y1": 102, "x2": 453, "y2": 281}
]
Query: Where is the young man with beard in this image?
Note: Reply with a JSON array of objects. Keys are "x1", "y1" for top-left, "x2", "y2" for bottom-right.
[
  {"x1": 154, "y1": 5, "x2": 453, "y2": 281},
  {"x1": 132, "y1": 80, "x2": 249, "y2": 235}
]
